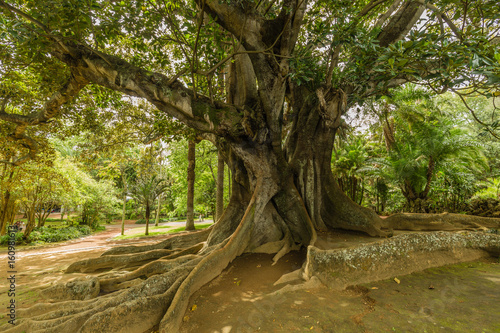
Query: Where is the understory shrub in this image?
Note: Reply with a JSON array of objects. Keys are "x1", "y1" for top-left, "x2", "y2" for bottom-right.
[
  {"x1": 28, "y1": 226, "x2": 92, "y2": 243},
  {"x1": 0, "y1": 231, "x2": 24, "y2": 246},
  {"x1": 0, "y1": 226, "x2": 92, "y2": 246}
]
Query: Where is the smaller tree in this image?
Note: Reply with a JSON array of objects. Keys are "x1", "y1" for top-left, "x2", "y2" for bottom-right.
[
  {"x1": 373, "y1": 87, "x2": 488, "y2": 212},
  {"x1": 130, "y1": 174, "x2": 168, "y2": 236},
  {"x1": 332, "y1": 135, "x2": 370, "y2": 205}
]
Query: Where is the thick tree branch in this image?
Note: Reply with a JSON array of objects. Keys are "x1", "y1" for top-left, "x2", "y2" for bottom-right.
[
  {"x1": 0, "y1": 72, "x2": 88, "y2": 166},
  {"x1": 45, "y1": 41, "x2": 248, "y2": 138},
  {"x1": 0, "y1": 1, "x2": 250, "y2": 164},
  {"x1": 414, "y1": 0, "x2": 462, "y2": 40},
  {"x1": 200, "y1": 0, "x2": 264, "y2": 51},
  {"x1": 358, "y1": 0, "x2": 390, "y2": 18},
  {"x1": 374, "y1": 0, "x2": 402, "y2": 28},
  {"x1": 376, "y1": 0, "x2": 425, "y2": 47}
]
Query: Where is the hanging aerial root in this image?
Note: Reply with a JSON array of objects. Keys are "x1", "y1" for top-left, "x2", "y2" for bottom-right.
[{"x1": 102, "y1": 227, "x2": 212, "y2": 256}]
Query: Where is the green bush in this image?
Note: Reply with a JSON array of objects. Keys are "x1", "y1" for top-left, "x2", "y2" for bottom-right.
[
  {"x1": 0, "y1": 232, "x2": 24, "y2": 246},
  {"x1": 27, "y1": 226, "x2": 91, "y2": 243},
  {"x1": 0, "y1": 226, "x2": 94, "y2": 246}
]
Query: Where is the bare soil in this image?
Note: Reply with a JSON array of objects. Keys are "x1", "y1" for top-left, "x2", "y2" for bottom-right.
[
  {"x1": 180, "y1": 251, "x2": 500, "y2": 333},
  {"x1": 1, "y1": 223, "x2": 499, "y2": 332}
]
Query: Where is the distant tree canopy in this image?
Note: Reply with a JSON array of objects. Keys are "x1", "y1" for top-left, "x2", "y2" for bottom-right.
[{"x1": 0, "y1": 1, "x2": 499, "y2": 332}]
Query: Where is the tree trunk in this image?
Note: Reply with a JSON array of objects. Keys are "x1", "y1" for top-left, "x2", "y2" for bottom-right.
[
  {"x1": 285, "y1": 86, "x2": 388, "y2": 236},
  {"x1": 121, "y1": 174, "x2": 127, "y2": 236},
  {"x1": 155, "y1": 195, "x2": 162, "y2": 227},
  {"x1": 145, "y1": 203, "x2": 150, "y2": 236},
  {"x1": 0, "y1": 170, "x2": 14, "y2": 235},
  {"x1": 0, "y1": 188, "x2": 11, "y2": 236},
  {"x1": 215, "y1": 150, "x2": 224, "y2": 222},
  {"x1": 24, "y1": 207, "x2": 36, "y2": 238},
  {"x1": 185, "y1": 140, "x2": 196, "y2": 231}
]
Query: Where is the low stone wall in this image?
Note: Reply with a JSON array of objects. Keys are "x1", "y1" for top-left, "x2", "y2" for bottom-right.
[{"x1": 304, "y1": 231, "x2": 500, "y2": 290}]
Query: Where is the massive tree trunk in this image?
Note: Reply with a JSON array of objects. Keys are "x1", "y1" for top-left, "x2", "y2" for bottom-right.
[{"x1": 284, "y1": 86, "x2": 388, "y2": 236}]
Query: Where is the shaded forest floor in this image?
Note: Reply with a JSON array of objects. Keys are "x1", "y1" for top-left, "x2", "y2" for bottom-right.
[{"x1": 0, "y1": 223, "x2": 499, "y2": 332}]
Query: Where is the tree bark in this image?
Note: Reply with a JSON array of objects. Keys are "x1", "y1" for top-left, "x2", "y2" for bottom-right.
[
  {"x1": 0, "y1": 170, "x2": 14, "y2": 235},
  {"x1": 155, "y1": 194, "x2": 162, "y2": 227},
  {"x1": 121, "y1": 173, "x2": 128, "y2": 236},
  {"x1": 185, "y1": 140, "x2": 196, "y2": 231},
  {"x1": 24, "y1": 207, "x2": 36, "y2": 238},
  {"x1": 285, "y1": 86, "x2": 388, "y2": 236},
  {"x1": 145, "y1": 203, "x2": 150, "y2": 236},
  {"x1": 215, "y1": 150, "x2": 224, "y2": 222}
]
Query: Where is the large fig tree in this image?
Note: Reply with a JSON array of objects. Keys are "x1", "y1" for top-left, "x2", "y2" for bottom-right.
[{"x1": 0, "y1": 0, "x2": 499, "y2": 331}]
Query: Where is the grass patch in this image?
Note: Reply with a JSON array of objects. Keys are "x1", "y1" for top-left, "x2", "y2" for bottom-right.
[{"x1": 113, "y1": 222, "x2": 213, "y2": 240}]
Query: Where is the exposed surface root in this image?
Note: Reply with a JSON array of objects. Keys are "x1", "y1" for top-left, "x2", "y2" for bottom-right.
[
  {"x1": 1, "y1": 261, "x2": 195, "y2": 333},
  {"x1": 78, "y1": 276, "x2": 185, "y2": 333},
  {"x1": 159, "y1": 193, "x2": 260, "y2": 332},
  {"x1": 101, "y1": 227, "x2": 211, "y2": 256},
  {"x1": 385, "y1": 212, "x2": 500, "y2": 231},
  {"x1": 305, "y1": 231, "x2": 500, "y2": 290},
  {"x1": 66, "y1": 249, "x2": 178, "y2": 273},
  {"x1": 99, "y1": 255, "x2": 202, "y2": 293}
]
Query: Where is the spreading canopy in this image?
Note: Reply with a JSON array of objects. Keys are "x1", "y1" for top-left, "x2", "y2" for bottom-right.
[{"x1": 0, "y1": 0, "x2": 499, "y2": 163}]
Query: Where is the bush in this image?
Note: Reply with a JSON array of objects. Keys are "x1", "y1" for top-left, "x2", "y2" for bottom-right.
[
  {"x1": 0, "y1": 226, "x2": 93, "y2": 246},
  {"x1": 27, "y1": 226, "x2": 91, "y2": 243},
  {"x1": 0, "y1": 232, "x2": 24, "y2": 246}
]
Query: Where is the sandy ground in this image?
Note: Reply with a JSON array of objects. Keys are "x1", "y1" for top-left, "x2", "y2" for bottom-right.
[{"x1": 0, "y1": 220, "x2": 499, "y2": 332}]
